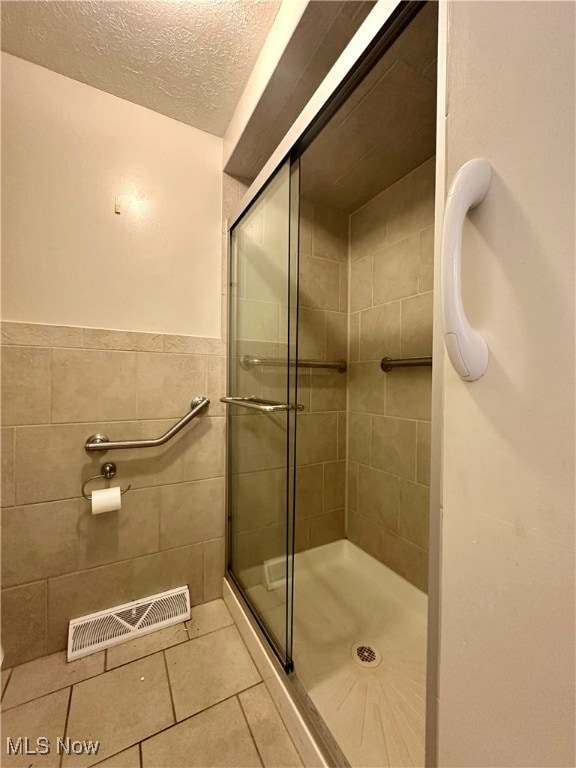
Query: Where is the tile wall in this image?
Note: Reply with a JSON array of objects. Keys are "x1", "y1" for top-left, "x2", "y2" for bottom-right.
[
  {"x1": 346, "y1": 157, "x2": 435, "y2": 591},
  {"x1": 0, "y1": 322, "x2": 227, "y2": 667},
  {"x1": 0, "y1": 173, "x2": 248, "y2": 670},
  {"x1": 295, "y1": 199, "x2": 349, "y2": 552}
]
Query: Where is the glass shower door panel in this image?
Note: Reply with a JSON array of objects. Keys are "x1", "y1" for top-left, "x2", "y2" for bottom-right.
[{"x1": 227, "y1": 161, "x2": 297, "y2": 668}]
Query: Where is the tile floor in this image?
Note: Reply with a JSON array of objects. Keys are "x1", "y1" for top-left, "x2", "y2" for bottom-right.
[{"x1": 1, "y1": 599, "x2": 303, "y2": 768}]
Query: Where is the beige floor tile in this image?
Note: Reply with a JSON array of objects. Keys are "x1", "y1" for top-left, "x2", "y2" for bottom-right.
[
  {"x1": 106, "y1": 625, "x2": 188, "y2": 670},
  {"x1": 141, "y1": 697, "x2": 262, "y2": 768},
  {"x1": 185, "y1": 599, "x2": 234, "y2": 639},
  {"x1": 63, "y1": 653, "x2": 173, "y2": 767},
  {"x1": 93, "y1": 745, "x2": 141, "y2": 768},
  {"x1": 239, "y1": 684, "x2": 303, "y2": 768},
  {"x1": 165, "y1": 625, "x2": 260, "y2": 721},
  {"x1": 3, "y1": 650, "x2": 104, "y2": 710},
  {"x1": 1, "y1": 687, "x2": 70, "y2": 768}
]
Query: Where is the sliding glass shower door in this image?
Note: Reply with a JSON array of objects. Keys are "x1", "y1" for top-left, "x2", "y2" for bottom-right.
[{"x1": 225, "y1": 159, "x2": 300, "y2": 670}]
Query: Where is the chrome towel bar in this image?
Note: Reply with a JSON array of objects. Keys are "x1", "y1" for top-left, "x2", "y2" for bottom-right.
[
  {"x1": 220, "y1": 396, "x2": 304, "y2": 413},
  {"x1": 380, "y1": 356, "x2": 433, "y2": 372},
  {"x1": 241, "y1": 354, "x2": 346, "y2": 373},
  {"x1": 85, "y1": 396, "x2": 209, "y2": 452}
]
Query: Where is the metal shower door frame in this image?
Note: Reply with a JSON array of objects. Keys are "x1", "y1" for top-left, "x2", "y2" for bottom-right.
[
  {"x1": 224, "y1": 156, "x2": 301, "y2": 673},
  {"x1": 222, "y1": 2, "x2": 444, "y2": 764}
]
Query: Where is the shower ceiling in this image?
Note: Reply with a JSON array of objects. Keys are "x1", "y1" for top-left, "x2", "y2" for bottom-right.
[
  {"x1": 301, "y1": 3, "x2": 438, "y2": 213},
  {"x1": 0, "y1": 0, "x2": 280, "y2": 137}
]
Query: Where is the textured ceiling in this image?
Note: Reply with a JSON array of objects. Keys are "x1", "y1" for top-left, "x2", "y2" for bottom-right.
[
  {"x1": 0, "y1": 0, "x2": 280, "y2": 137},
  {"x1": 301, "y1": 2, "x2": 438, "y2": 212}
]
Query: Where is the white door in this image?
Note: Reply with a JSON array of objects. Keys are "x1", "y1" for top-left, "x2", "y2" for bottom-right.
[{"x1": 435, "y1": 2, "x2": 575, "y2": 766}]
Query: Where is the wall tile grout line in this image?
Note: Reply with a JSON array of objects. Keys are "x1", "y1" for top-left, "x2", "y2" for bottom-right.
[
  {"x1": 134, "y1": 351, "x2": 141, "y2": 422},
  {"x1": 0, "y1": 343, "x2": 225, "y2": 357},
  {"x1": 353, "y1": 504, "x2": 430, "y2": 549},
  {"x1": 3, "y1": 537, "x2": 224, "y2": 598},
  {"x1": 1, "y1": 322, "x2": 226, "y2": 355},
  {"x1": 7, "y1": 413, "x2": 224, "y2": 429},
  {"x1": 8, "y1": 475, "x2": 227, "y2": 510},
  {"x1": 48, "y1": 346, "x2": 53, "y2": 426}
]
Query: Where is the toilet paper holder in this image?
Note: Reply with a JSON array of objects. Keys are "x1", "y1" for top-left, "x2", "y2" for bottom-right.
[{"x1": 81, "y1": 463, "x2": 132, "y2": 501}]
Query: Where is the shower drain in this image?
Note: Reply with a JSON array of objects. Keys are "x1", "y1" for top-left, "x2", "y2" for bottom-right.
[{"x1": 351, "y1": 643, "x2": 382, "y2": 668}]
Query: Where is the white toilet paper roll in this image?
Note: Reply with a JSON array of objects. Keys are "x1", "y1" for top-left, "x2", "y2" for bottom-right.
[{"x1": 91, "y1": 486, "x2": 122, "y2": 514}]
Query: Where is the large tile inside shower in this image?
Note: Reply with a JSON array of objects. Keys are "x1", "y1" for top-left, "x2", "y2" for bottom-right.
[{"x1": 253, "y1": 540, "x2": 427, "y2": 768}]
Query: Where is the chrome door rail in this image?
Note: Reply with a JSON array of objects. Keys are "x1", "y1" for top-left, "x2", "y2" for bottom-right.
[
  {"x1": 85, "y1": 396, "x2": 209, "y2": 451},
  {"x1": 220, "y1": 396, "x2": 304, "y2": 413},
  {"x1": 241, "y1": 354, "x2": 346, "y2": 373}
]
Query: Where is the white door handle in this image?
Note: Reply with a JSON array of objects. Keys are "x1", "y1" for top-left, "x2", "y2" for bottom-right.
[{"x1": 441, "y1": 158, "x2": 491, "y2": 381}]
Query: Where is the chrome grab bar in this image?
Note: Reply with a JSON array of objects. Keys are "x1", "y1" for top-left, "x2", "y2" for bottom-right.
[
  {"x1": 241, "y1": 354, "x2": 347, "y2": 373},
  {"x1": 85, "y1": 396, "x2": 210, "y2": 452},
  {"x1": 220, "y1": 396, "x2": 304, "y2": 413},
  {"x1": 380, "y1": 356, "x2": 433, "y2": 372}
]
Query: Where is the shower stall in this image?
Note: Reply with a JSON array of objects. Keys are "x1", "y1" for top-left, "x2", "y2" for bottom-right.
[{"x1": 222, "y1": 3, "x2": 438, "y2": 765}]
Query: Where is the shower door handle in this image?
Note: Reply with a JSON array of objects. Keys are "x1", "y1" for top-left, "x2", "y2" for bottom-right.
[
  {"x1": 441, "y1": 157, "x2": 491, "y2": 381},
  {"x1": 220, "y1": 396, "x2": 304, "y2": 413}
]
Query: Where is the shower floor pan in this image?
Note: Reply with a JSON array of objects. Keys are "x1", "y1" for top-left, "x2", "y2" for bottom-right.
[{"x1": 248, "y1": 540, "x2": 427, "y2": 768}]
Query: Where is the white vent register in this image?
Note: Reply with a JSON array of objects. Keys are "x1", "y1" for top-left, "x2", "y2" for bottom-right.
[{"x1": 67, "y1": 586, "x2": 190, "y2": 661}]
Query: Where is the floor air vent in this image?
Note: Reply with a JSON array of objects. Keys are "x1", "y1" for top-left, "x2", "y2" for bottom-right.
[{"x1": 67, "y1": 586, "x2": 190, "y2": 661}]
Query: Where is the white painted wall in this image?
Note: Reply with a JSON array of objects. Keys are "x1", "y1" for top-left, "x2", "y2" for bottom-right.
[
  {"x1": 1, "y1": 53, "x2": 223, "y2": 338},
  {"x1": 437, "y1": 3, "x2": 575, "y2": 766}
]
